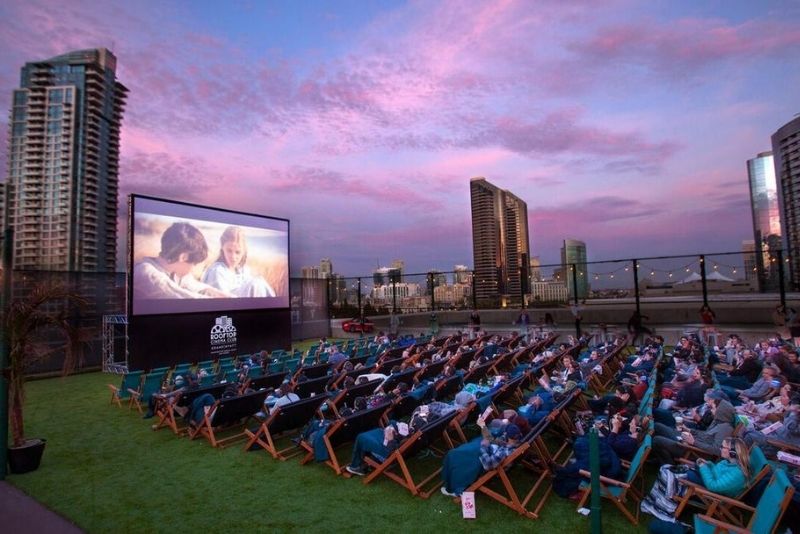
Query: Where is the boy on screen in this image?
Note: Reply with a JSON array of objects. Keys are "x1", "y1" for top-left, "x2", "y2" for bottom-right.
[
  {"x1": 202, "y1": 226, "x2": 276, "y2": 297},
  {"x1": 134, "y1": 222, "x2": 227, "y2": 299}
]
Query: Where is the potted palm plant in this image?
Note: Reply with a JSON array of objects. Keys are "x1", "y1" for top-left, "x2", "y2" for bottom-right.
[{"x1": 4, "y1": 284, "x2": 86, "y2": 474}]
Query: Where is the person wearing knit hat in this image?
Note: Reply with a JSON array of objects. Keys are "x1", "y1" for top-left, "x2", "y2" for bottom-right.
[{"x1": 652, "y1": 397, "x2": 736, "y2": 464}]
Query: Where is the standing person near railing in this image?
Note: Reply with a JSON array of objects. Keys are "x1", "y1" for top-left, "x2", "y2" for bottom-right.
[
  {"x1": 515, "y1": 308, "x2": 530, "y2": 342},
  {"x1": 468, "y1": 308, "x2": 481, "y2": 339},
  {"x1": 627, "y1": 310, "x2": 652, "y2": 345}
]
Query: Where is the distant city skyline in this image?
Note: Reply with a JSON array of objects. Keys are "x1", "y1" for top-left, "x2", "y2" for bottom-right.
[{"x1": 1, "y1": 1, "x2": 799, "y2": 276}]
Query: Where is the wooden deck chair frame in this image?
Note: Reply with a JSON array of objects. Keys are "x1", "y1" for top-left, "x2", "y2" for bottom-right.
[
  {"x1": 673, "y1": 445, "x2": 771, "y2": 525},
  {"x1": 327, "y1": 378, "x2": 383, "y2": 418},
  {"x1": 188, "y1": 390, "x2": 268, "y2": 448},
  {"x1": 575, "y1": 435, "x2": 652, "y2": 525},
  {"x1": 299, "y1": 402, "x2": 391, "y2": 474},
  {"x1": 243, "y1": 395, "x2": 328, "y2": 459},
  {"x1": 362, "y1": 410, "x2": 459, "y2": 497},
  {"x1": 454, "y1": 390, "x2": 581, "y2": 517},
  {"x1": 460, "y1": 409, "x2": 561, "y2": 518},
  {"x1": 108, "y1": 371, "x2": 143, "y2": 407},
  {"x1": 151, "y1": 383, "x2": 227, "y2": 434},
  {"x1": 693, "y1": 468, "x2": 796, "y2": 534}
]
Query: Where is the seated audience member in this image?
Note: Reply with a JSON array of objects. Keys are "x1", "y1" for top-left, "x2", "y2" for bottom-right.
[
  {"x1": 439, "y1": 415, "x2": 523, "y2": 497},
  {"x1": 144, "y1": 372, "x2": 199, "y2": 419},
  {"x1": 641, "y1": 437, "x2": 749, "y2": 521},
  {"x1": 552, "y1": 421, "x2": 621, "y2": 498},
  {"x1": 517, "y1": 391, "x2": 555, "y2": 427},
  {"x1": 588, "y1": 385, "x2": 637, "y2": 418},
  {"x1": 721, "y1": 367, "x2": 780, "y2": 405},
  {"x1": 736, "y1": 383, "x2": 793, "y2": 429},
  {"x1": 267, "y1": 383, "x2": 300, "y2": 414},
  {"x1": 651, "y1": 396, "x2": 736, "y2": 465},
  {"x1": 683, "y1": 437, "x2": 750, "y2": 496},
  {"x1": 345, "y1": 402, "x2": 457, "y2": 476},
  {"x1": 605, "y1": 413, "x2": 648, "y2": 461},
  {"x1": 743, "y1": 393, "x2": 800, "y2": 456},
  {"x1": 716, "y1": 349, "x2": 762, "y2": 389}
]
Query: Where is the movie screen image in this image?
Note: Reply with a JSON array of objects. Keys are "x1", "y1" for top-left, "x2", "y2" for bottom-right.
[{"x1": 129, "y1": 196, "x2": 289, "y2": 315}]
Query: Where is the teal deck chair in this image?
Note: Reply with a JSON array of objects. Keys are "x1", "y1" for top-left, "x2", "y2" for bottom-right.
[{"x1": 694, "y1": 468, "x2": 795, "y2": 534}]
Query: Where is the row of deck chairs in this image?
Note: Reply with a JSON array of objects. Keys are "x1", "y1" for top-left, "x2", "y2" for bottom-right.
[
  {"x1": 243, "y1": 335, "x2": 583, "y2": 512},
  {"x1": 143, "y1": 334, "x2": 469, "y2": 448}
]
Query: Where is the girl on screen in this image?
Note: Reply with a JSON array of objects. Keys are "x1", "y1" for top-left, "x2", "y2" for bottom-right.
[{"x1": 203, "y1": 226, "x2": 276, "y2": 298}]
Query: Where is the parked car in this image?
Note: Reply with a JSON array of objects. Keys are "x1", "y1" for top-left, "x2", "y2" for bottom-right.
[{"x1": 342, "y1": 317, "x2": 374, "y2": 333}]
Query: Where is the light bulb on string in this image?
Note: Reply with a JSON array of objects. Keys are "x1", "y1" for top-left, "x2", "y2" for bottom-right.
[
  {"x1": 668, "y1": 272, "x2": 673, "y2": 278},
  {"x1": 650, "y1": 270, "x2": 655, "y2": 276}
]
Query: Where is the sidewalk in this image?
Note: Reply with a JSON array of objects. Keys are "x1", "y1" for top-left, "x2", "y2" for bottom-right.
[{"x1": 0, "y1": 481, "x2": 83, "y2": 533}]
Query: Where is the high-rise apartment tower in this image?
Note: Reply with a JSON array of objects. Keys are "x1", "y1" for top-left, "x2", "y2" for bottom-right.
[
  {"x1": 772, "y1": 116, "x2": 800, "y2": 289},
  {"x1": 3, "y1": 48, "x2": 127, "y2": 271},
  {"x1": 470, "y1": 177, "x2": 530, "y2": 303}
]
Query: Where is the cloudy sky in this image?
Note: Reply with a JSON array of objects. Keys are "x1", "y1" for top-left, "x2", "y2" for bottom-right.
[{"x1": 1, "y1": 0, "x2": 799, "y2": 276}]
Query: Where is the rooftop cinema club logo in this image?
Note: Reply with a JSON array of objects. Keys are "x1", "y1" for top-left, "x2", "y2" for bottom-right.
[{"x1": 210, "y1": 315, "x2": 238, "y2": 355}]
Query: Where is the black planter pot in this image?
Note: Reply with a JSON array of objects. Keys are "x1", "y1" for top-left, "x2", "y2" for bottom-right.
[{"x1": 8, "y1": 438, "x2": 47, "y2": 474}]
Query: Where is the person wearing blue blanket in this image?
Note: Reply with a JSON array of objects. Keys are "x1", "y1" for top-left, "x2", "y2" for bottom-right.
[
  {"x1": 440, "y1": 416, "x2": 523, "y2": 497},
  {"x1": 518, "y1": 391, "x2": 554, "y2": 426}
]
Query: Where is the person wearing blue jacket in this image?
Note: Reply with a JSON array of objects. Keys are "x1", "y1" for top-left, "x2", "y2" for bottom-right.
[{"x1": 685, "y1": 438, "x2": 749, "y2": 497}]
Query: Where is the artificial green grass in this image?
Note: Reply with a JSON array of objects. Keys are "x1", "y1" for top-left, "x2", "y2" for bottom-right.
[{"x1": 8, "y1": 372, "x2": 650, "y2": 533}]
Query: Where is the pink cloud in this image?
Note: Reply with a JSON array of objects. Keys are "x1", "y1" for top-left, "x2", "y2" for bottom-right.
[{"x1": 567, "y1": 17, "x2": 800, "y2": 73}]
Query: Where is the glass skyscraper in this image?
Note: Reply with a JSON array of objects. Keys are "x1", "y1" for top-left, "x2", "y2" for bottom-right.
[
  {"x1": 560, "y1": 239, "x2": 588, "y2": 299},
  {"x1": 772, "y1": 116, "x2": 800, "y2": 289},
  {"x1": 2, "y1": 48, "x2": 127, "y2": 271},
  {"x1": 746, "y1": 151, "x2": 782, "y2": 291},
  {"x1": 470, "y1": 177, "x2": 530, "y2": 305}
]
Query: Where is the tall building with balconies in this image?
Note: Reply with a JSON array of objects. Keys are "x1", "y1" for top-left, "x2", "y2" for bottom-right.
[
  {"x1": 3, "y1": 48, "x2": 127, "y2": 271},
  {"x1": 470, "y1": 177, "x2": 530, "y2": 304},
  {"x1": 747, "y1": 151, "x2": 782, "y2": 291},
  {"x1": 773, "y1": 116, "x2": 800, "y2": 289}
]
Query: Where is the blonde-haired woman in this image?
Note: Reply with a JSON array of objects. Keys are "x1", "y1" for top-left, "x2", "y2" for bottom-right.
[{"x1": 203, "y1": 226, "x2": 275, "y2": 297}]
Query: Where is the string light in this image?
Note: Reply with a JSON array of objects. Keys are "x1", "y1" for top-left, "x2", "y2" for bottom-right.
[
  {"x1": 650, "y1": 270, "x2": 655, "y2": 276},
  {"x1": 668, "y1": 272, "x2": 673, "y2": 278},
  {"x1": 610, "y1": 274, "x2": 615, "y2": 279}
]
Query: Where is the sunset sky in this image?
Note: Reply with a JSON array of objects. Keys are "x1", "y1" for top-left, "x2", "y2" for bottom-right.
[{"x1": 1, "y1": 0, "x2": 799, "y2": 276}]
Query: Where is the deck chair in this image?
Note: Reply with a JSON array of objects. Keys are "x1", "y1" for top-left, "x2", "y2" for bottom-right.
[
  {"x1": 189, "y1": 389, "x2": 268, "y2": 447},
  {"x1": 576, "y1": 434, "x2": 652, "y2": 524},
  {"x1": 375, "y1": 356, "x2": 405, "y2": 375},
  {"x1": 128, "y1": 370, "x2": 167, "y2": 413},
  {"x1": 243, "y1": 395, "x2": 329, "y2": 459},
  {"x1": 380, "y1": 368, "x2": 418, "y2": 393},
  {"x1": 463, "y1": 360, "x2": 496, "y2": 384},
  {"x1": 489, "y1": 351, "x2": 517, "y2": 374},
  {"x1": 362, "y1": 410, "x2": 459, "y2": 496},
  {"x1": 173, "y1": 363, "x2": 193, "y2": 377},
  {"x1": 296, "y1": 361, "x2": 332, "y2": 380},
  {"x1": 300, "y1": 402, "x2": 392, "y2": 474},
  {"x1": 293, "y1": 375, "x2": 331, "y2": 398},
  {"x1": 674, "y1": 445, "x2": 772, "y2": 525},
  {"x1": 108, "y1": 370, "x2": 143, "y2": 407},
  {"x1": 247, "y1": 371, "x2": 290, "y2": 392},
  {"x1": 490, "y1": 374, "x2": 527, "y2": 411},
  {"x1": 327, "y1": 379, "x2": 383, "y2": 418},
  {"x1": 151, "y1": 383, "x2": 227, "y2": 434},
  {"x1": 434, "y1": 374, "x2": 464, "y2": 402},
  {"x1": 461, "y1": 416, "x2": 553, "y2": 518},
  {"x1": 693, "y1": 468, "x2": 795, "y2": 534},
  {"x1": 415, "y1": 358, "x2": 449, "y2": 382}
]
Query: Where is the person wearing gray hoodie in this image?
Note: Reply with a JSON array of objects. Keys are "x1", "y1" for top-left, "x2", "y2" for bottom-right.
[{"x1": 651, "y1": 394, "x2": 736, "y2": 464}]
